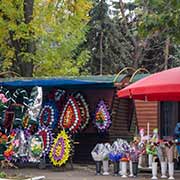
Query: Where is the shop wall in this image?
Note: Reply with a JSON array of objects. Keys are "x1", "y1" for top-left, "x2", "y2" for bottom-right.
[
  {"x1": 109, "y1": 90, "x2": 136, "y2": 142},
  {"x1": 71, "y1": 88, "x2": 115, "y2": 163},
  {"x1": 135, "y1": 100, "x2": 159, "y2": 134}
]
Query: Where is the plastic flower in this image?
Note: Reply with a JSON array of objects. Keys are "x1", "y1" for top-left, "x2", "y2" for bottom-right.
[
  {"x1": 94, "y1": 100, "x2": 111, "y2": 132},
  {"x1": 49, "y1": 130, "x2": 71, "y2": 166},
  {"x1": 0, "y1": 132, "x2": 8, "y2": 145}
]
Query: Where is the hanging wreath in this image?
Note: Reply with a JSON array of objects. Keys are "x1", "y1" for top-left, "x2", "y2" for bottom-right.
[
  {"x1": 29, "y1": 134, "x2": 44, "y2": 162},
  {"x1": 74, "y1": 93, "x2": 90, "y2": 131},
  {"x1": 94, "y1": 100, "x2": 111, "y2": 132},
  {"x1": 58, "y1": 96, "x2": 82, "y2": 133},
  {"x1": 48, "y1": 89, "x2": 66, "y2": 116},
  {"x1": 39, "y1": 102, "x2": 58, "y2": 129},
  {"x1": 28, "y1": 86, "x2": 43, "y2": 125},
  {"x1": 49, "y1": 130, "x2": 71, "y2": 166},
  {"x1": 37, "y1": 126, "x2": 53, "y2": 156}
]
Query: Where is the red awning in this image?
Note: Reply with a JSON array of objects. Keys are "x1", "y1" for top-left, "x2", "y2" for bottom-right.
[{"x1": 117, "y1": 67, "x2": 180, "y2": 101}]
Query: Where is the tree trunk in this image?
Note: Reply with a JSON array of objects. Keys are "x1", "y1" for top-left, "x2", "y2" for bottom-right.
[
  {"x1": 100, "y1": 31, "x2": 103, "y2": 75},
  {"x1": 164, "y1": 36, "x2": 170, "y2": 70}
]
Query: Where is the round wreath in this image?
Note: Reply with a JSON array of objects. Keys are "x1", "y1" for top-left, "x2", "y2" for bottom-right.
[
  {"x1": 94, "y1": 100, "x2": 111, "y2": 132},
  {"x1": 37, "y1": 126, "x2": 53, "y2": 156},
  {"x1": 49, "y1": 130, "x2": 71, "y2": 166},
  {"x1": 39, "y1": 102, "x2": 58, "y2": 129},
  {"x1": 59, "y1": 96, "x2": 82, "y2": 133},
  {"x1": 74, "y1": 93, "x2": 89, "y2": 131}
]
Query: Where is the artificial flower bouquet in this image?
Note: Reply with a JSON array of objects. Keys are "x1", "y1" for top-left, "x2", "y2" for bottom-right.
[{"x1": 0, "y1": 93, "x2": 8, "y2": 109}]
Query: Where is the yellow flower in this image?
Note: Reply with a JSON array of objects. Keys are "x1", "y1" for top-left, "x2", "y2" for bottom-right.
[{"x1": 49, "y1": 130, "x2": 71, "y2": 166}]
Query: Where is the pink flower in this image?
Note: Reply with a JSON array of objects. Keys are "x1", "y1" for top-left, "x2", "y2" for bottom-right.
[
  {"x1": 1, "y1": 97, "x2": 8, "y2": 103},
  {"x1": 0, "y1": 93, "x2": 5, "y2": 100}
]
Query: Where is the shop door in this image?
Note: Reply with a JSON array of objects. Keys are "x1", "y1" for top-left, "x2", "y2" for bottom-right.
[{"x1": 160, "y1": 102, "x2": 179, "y2": 138}]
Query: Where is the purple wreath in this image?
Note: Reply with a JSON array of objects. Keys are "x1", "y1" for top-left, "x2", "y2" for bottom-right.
[
  {"x1": 52, "y1": 137, "x2": 65, "y2": 161},
  {"x1": 94, "y1": 100, "x2": 111, "y2": 132}
]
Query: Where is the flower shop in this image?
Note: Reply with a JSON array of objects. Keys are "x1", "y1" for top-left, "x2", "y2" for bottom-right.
[
  {"x1": 0, "y1": 71, "x2": 163, "y2": 172},
  {"x1": 0, "y1": 77, "x2": 116, "y2": 168}
]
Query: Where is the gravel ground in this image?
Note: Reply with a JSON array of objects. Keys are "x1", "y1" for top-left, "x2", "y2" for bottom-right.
[{"x1": 2, "y1": 164, "x2": 179, "y2": 180}]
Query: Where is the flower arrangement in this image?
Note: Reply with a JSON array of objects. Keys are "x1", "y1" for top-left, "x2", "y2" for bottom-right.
[
  {"x1": 39, "y1": 102, "x2": 59, "y2": 129},
  {"x1": 29, "y1": 135, "x2": 44, "y2": 162},
  {"x1": 4, "y1": 129, "x2": 18, "y2": 160},
  {"x1": 37, "y1": 126, "x2": 53, "y2": 156},
  {"x1": 59, "y1": 96, "x2": 82, "y2": 133},
  {"x1": 74, "y1": 93, "x2": 90, "y2": 131},
  {"x1": 94, "y1": 100, "x2": 111, "y2": 132},
  {"x1": 49, "y1": 130, "x2": 71, "y2": 166},
  {"x1": 0, "y1": 132, "x2": 8, "y2": 146},
  {"x1": 0, "y1": 94, "x2": 8, "y2": 108}
]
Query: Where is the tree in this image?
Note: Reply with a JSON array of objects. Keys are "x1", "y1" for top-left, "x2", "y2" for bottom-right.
[
  {"x1": 135, "y1": 0, "x2": 180, "y2": 70},
  {"x1": 111, "y1": 0, "x2": 180, "y2": 72},
  {"x1": 0, "y1": 0, "x2": 92, "y2": 77},
  {"x1": 82, "y1": 0, "x2": 133, "y2": 75}
]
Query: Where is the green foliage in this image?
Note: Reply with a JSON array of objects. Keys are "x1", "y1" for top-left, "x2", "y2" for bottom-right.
[
  {"x1": 0, "y1": 0, "x2": 92, "y2": 77},
  {"x1": 81, "y1": 0, "x2": 133, "y2": 75},
  {"x1": 0, "y1": 171, "x2": 7, "y2": 178},
  {"x1": 136, "y1": 0, "x2": 180, "y2": 42}
]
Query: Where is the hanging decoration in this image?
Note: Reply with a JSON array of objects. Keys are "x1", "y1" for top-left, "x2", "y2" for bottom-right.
[
  {"x1": 94, "y1": 100, "x2": 111, "y2": 132},
  {"x1": 4, "y1": 128, "x2": 28, "y2": 161},
  {"x1": 12, "y1": 88, "x2": 29, "y2": 107},
  {"x1": 37, "y1": 126, "x2": 53, "y2": 156},
  {"x1": 49, "y1": 130, "x2": 71, "y2": 166},
  {"x1": 28, "y1": 134, "x2": 44, "y2": 162},
  {"x1": 28, "y1": 86, "x2": 43, "y2": 125},
  {"x1": 39, "y1": 102, "x2": 58, "y2": 129},
  {"x1": 48, "y1": 89, "x2": 66, "y2": 118},
  {"x1": 74, "y1": 93, "x2": 90, "y2": 131},
  {"x1": 0, "y1": 87, "x2": 11, "y2": 127},
  {"x1": 59, "y1": 96, "x2": 82, "y2": 133},
  {"x1": 4, "y1": 129, "x2": 18, "y2": 161},
  {"x1": 11, "y1": 89, "x2": 29, "y2": 127}
]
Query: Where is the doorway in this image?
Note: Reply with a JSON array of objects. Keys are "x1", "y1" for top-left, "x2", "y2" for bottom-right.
[{"x1": 160, "y1": 102, "x2": 179, "y2": 137}]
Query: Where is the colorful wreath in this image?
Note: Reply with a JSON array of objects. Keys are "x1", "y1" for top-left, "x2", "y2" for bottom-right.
[
  {"x1": 37, "y1": 126, "x2": 53, "y2": 156},
  {"x1": 39, "y1": 102, "x2": 58, "y2": 129},
  {"x1": 4, "y1": 129, "x2": 20, "y2": 161},
  {"x1": 29, "y1": 134, "x2": 44, "y2": 162},
  {"x1": 49, "y1": 130, "x2": 71, "y2": 166},
  {"x1": 74, "y1": 93, "x2": 90, "y2": 130},
  {"x1": 59, "y1": 96, "x2": 82, "y2": 133},
  {"x1": 94, "y1": 100, "x2": 111, "y2": 132}
]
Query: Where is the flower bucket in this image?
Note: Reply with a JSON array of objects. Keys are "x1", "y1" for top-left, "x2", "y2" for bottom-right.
[
  {"x1": 121, "y1": 161, "x2": 127, "y2": 178},
  {"x1": 113, "y1": 161, "x2": 119, "y2": 176},
  {"x1": 95, "y1": 161, "x2": 102, "y2": 175},
  {"x1": 132, "y1": 161, "x2": 138, "y2": 177},
  {"x1": 161, "y1": 161, "x2": 167, "y2": 178},
  {"x1": 151, "y1": 162, "x2": 158, "y2": 179},
  {"x1": 102, "y1": 160, "x2": 109, "y2": 175},
  {"x1": 168, "y1": 162, "x2": 174, "y2": 180},
  {"x1": 149, "y1": 154, "x2": 153, "y2": 168},
  {"x1": 129, "y1": 160, "x2": 133, "y2": 177}
]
